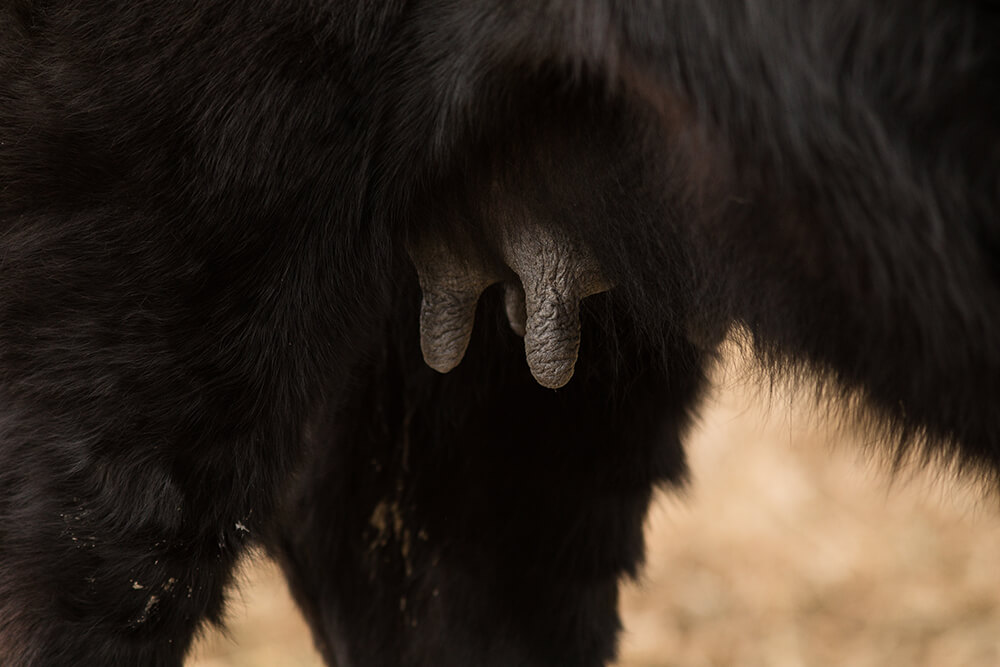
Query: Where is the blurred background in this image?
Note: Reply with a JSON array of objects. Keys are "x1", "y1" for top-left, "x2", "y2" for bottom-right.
[{"x1": 191, "y1": 350, "x2": 1000, "y2": 667}]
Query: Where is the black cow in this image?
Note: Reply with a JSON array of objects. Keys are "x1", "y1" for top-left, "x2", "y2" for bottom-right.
[{"x1": 0, "y1": 1, "x2": 997, "y2": 665}]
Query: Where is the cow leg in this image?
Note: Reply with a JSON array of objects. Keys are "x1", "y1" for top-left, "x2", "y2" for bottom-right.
[
  {"x1": 0, "y1": 218, "x2": 317, "y2": 666},
  {"x1": 0, "y1": 460, "x2": 242, "y2": 666},
  {"x1": 274, "y1": 287, "x2": 708, "y2": 667}
]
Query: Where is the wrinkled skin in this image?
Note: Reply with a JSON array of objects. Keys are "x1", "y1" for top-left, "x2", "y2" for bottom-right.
[
  {"x1": 410, "y1": 222, "x2": 611, "y2": 388},
  {"x1": 0, "y1": 1, "x2": 998, "y2": 665}
]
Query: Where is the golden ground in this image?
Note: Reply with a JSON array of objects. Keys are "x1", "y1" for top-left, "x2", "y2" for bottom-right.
[{"x1": 191, "y1": 356, "x2": 1000, "y2": 667}]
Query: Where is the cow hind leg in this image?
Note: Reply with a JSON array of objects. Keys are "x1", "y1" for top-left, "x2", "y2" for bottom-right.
[{"x1": 274, "y1": 286, "x2": 708, "y2": 667}]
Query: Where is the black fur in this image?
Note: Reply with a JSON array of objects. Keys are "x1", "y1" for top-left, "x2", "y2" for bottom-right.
[{"x1": 0, "y1": 1, "x2": 996, "y2": 665}]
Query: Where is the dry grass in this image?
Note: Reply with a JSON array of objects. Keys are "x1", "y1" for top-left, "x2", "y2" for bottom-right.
[{"x1": 192, "y1": 355, "x2": 1000, "y2": 667}]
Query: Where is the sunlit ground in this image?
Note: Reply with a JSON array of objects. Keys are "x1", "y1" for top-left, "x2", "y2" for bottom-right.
[{"x1": 192, "y1": 353, "x2": 1000, "y2": 667}]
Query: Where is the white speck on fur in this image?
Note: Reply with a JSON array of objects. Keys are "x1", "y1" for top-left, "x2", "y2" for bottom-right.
[{"x1": 132, "y1": 594, "x2": 160, "y2": 626}]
